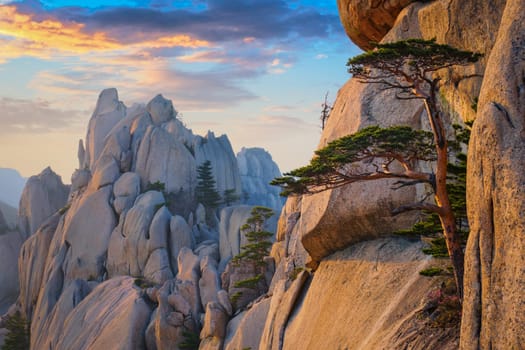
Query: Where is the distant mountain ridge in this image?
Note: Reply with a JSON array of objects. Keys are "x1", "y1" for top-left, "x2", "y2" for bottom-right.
[{"x1": 0, "y1": 168, "x2": 26, "y2": 208}]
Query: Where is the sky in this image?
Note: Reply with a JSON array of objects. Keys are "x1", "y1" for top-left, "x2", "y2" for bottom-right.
[{"x1": 0, "y1": 0, "x2": 360, "y2": 181}]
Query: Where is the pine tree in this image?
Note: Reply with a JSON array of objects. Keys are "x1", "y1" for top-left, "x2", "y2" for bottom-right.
[
  {"x1": 195, "y1": 160, "x2": 221, "y2": 210},
  {"x1": 232, "y1": 206, "x2": 274, "y2": 268},
  {"x1": 228, "y1": 206, "x2": 274, "y2": 309},
  {"x1": 272, "y1": 39, "x2": 482, "y2": 300}
]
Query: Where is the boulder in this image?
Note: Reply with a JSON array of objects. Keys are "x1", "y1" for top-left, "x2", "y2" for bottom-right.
[
  {"x1": 113, "y1": 172, "x2": 141, "y2": 215},
  {"x1": 147, "y1": 94, "x2": 177, "y2": 125},
  {"x1": 134, "y1": 125, "x2": 196, "y2": 194},
  {"x1": 199, "y1": 302, "x2": 229, "y2": 350},
  {"x1": 107, "y1": 191, "x2": 166, "y2": 278},
  {"x1": 199, "y1": 256, "x2": 221, "y2": 308},
  {"x1": 0, "y1": 208, "x2": 7, "y2": 233},
  {"x1": 176, "y1": 247, "x2": 202, "y2": 316},
  {"x1": 461, "y1": 0, "x2": 525, "y2": 348},
  {"x1": 237, "y1": 147, "x2": 284, "y2": 211},
  {"x1": 144, "y1": 248, "x2": 173, "y2": 286},
  {"x1": 30, "y1": 235, "x2": 69, "y2": 342},
  {"x1": 169, "y1": 215, "x2": 194, "y2": 275},
  {"x1": 337, "y1": 0, "x2": 416, "y2": 50},
  {"x1": 221, "y1": 260, "x2": 269, "y2": 311},
  {"x1": 18, "y1": 167, "x2": 69, "y2": 238},
  {"x1": 143, "y1": 206, "x2": 173, "y2": 284},
  {"x1": 297, "y1": 78, "x2": 426, "y2": 262},
  {"x1": 177, "y1": 247, "x2": 201, "y2": 284},
  {"x1": 152, "y1": 279, "x2": 199, "y2": 350},
  {"x1": 77, "y1": 139, "x2": 86, "y2": 168},
  {"x1": 84, "y1": 88, "x2": 127, "y2": 169},
  {"x1": 195, "y1": 241, "x2": 220, "y2": 264},
  {"x1": 88, "y1": 155, "x2": 120, "y2": 191}
]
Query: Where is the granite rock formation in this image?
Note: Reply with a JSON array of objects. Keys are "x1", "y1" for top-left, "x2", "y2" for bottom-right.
[
  {"x1": 17, "y1": 167, "x2": 69, "y2": 239},
  {"x1": 1, "y1": 89, "x2": 282, "y2": 350},
  {"x1": 461, "y1": 0, "x2": 525, "y2": 347}
]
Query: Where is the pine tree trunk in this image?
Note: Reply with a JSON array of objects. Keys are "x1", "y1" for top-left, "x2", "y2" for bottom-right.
[{"x1": 424, "y1": 96, "x2": 465, "y2": 300}]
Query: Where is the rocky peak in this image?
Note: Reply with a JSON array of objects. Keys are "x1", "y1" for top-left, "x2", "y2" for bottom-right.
[
  {"x1": 147, "y1": 94, "x2": 177, "y2": 125},
  {"x1": 237, "y1": 147, "x2": 284, "y2": 211},
  {"x1": 17, "y1": 166, "x2": 69, "y2": 239},
  {"x1": 84, "y1": 88, "x2": 127, "y2": 170}
]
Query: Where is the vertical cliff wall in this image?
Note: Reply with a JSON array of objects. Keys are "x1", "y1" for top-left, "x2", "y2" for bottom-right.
[{"x1": 461, "y1": 0, "x2": 525, "y2": 347}]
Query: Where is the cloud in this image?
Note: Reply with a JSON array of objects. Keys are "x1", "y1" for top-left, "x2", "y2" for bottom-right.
[
  {"x1": 0, "y1": 5, "x2": 210, "y2": 63},
  {"x1": 28, "y1": 60, "x2": 258, "y2": 112},
  {"x1": 0, "y1": 97, "x2": 86, "y2": 135},
  {"x1": 69, "y1": 0, "x2": 341, "y2": 44}
]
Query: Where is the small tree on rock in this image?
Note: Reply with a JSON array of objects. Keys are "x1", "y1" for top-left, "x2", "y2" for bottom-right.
[
  {"x1": 195, "y1": 160, "x2": 221, "y2": 223},
  {"x1": 272, "y1": 39, "x2": 481, "y2": 300},
  {"x1": 224, "y1": 206, "x2": 274, "y2": 309}
]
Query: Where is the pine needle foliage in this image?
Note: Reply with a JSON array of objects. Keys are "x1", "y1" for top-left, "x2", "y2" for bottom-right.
[
  {"x1": 179, "y1": 328, "x2": 200, "y2": 350},
  {"x1": 271, "y1": 126, "x2": 435, "y2": 196},
  {"x1": 195, "y1": 160, "x2": 222, "y2": 210},
  {"x1": 232, "y1": 206, "x2": 274, "y2": 268},
  {"x1": 1, "y1": 312, "x2": 30, "y2": 350},
  {"x1": 347, "y1": 39, "x2": 482, "y2": 101}
]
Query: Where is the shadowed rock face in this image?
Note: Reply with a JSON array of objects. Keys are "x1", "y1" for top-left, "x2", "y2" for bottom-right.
[
  {"x1": 17, "y1": 167, "x2": 69, "y2": 239},
  {"x1": 337, "y1": 0, "x2": 416, "y2": 50}
]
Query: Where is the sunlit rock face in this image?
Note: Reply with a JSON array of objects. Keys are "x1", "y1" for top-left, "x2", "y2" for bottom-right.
[
  {"x1": 83, "y1": 88, "x2": 127, "y2": 170},
  {"x1": 8, "y1": 89, "x2": 282, "y2": 349},
  {"x1": 297, "y1": 78, "x2": 427, "y2": 262},
  {"x1": 337, "y1": 0, "x2": 416, "y2": 50},
  {"x1": 461, "y1": 0, "x2": 525, "y2": 348}
]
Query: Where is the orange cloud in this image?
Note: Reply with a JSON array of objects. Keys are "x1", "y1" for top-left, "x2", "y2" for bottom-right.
[
  {"x1": 0, "y1": 5, "x2": 210, "y2": 62},
  {"x1": 138, "y1": 35, "x2": 210, "y2": 49},
  {"x1": 0, "y1": 6, "x2": 120, "y2": 53}
]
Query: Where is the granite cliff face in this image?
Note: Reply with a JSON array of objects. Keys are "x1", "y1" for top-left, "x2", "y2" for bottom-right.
[
  {"x1": 461, "y1": 0, "x2": 525, "y2": 347},
  {"x1": 0, "y1": 89, "x2": 284, "y2": 350}
]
